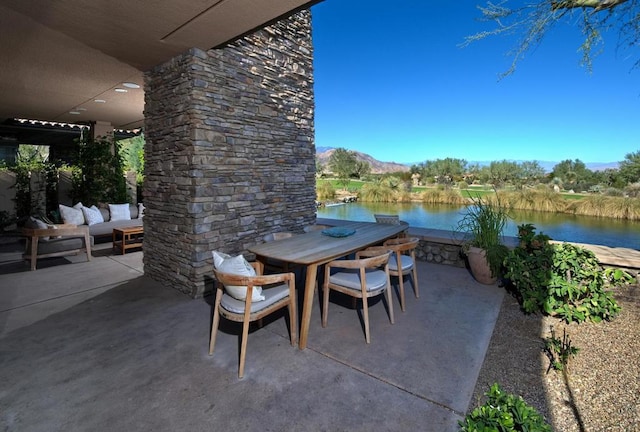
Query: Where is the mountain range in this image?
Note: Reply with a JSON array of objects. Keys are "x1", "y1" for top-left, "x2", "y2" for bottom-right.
[{"x1": 315, "y1": 147, "x2": 619, "y2": 173}]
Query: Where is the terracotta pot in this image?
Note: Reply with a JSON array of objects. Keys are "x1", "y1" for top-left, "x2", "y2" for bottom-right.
[{"x1": 466, "y1": 246, "x2": 497, "y2": 285}]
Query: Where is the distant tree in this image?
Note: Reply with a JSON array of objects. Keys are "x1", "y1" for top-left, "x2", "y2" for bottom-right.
[
  {"x1": 481, "y1": 160, "x2": 519, "y2": 188},
  {"x1": 416, "y1": 158, "x2": 467, "y2": 186},
  {"x1": 465, "y1": 1, "x2": 640, "y2": 77},
  {"x1": 619, "y1": 150, "x2": 640, "y2": 184},
  {"x1": 551, "y1": 159, "x2": 593, "y2": 190},
  {"x1": 597, "y1": 167, "x2": 626, "y2": 188},
  {"x1": 354, "y1": 160, "x2": 371, "y2": 179},
  {"x1": 328, "y1": 148, "x2": 358, "y2": 189},
  {"x1": 515, "y1": 160, "x2": 546, "y2": 188}
]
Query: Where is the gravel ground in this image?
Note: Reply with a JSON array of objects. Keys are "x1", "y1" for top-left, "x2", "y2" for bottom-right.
[{"x1": 471, "y1": 282, "x2": 640, "y2": 431}]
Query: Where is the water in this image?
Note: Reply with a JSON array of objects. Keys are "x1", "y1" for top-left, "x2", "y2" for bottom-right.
[{"x1": 317, "y1": 202, "x2": 639, "y2": 250}]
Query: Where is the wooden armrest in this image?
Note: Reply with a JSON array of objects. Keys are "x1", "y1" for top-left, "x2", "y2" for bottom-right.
[
  {"x1": 22, "y1": 226, "x2": 89, "y2": 237},
  {"x1": 214, "y1": 269, "x2": 294, "y2": 287}
]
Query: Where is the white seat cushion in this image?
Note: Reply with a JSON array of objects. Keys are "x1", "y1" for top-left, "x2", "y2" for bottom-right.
[
  {"x1": 220, "y1": 283, "x2": 289, "y2": 314},
  {"x1": 388, "y1": 255, "x2": 414, "y2": 272},
  {"x1": 329, "y1": 269, "x2": 388, "y2": 292}
]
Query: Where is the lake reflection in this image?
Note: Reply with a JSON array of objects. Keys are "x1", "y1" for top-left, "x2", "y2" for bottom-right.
[{"x1": 317, "y1": 202, "x2": 639, "y2": 250}]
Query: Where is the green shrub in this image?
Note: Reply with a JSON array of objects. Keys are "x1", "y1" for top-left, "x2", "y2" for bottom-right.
[
  {"x1": 358, "y1": 181, "x2": 395, "y2": 202},
  {"x1": 459, "y1": 383, "x2": 551, "y2": 432},
  {"x1": 316, "y1": 181, "x2": 335, "y2": 200},
  {"x1": 504, "y1": 224, "x2": 630, "y2": 323}
]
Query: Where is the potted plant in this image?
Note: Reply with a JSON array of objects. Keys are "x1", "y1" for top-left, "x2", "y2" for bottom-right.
[{"x1": 456, "y1": 194, "x2": 510, "y2": 284}]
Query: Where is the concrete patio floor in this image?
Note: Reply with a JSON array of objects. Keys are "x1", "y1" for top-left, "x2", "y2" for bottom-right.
[{"x1": 0, "y1": 240, "x2": 504, "y2": 431}]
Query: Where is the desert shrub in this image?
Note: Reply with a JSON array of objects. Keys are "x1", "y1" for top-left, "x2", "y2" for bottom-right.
[
  {"x1": 394, "y1": 190, "x2": 413, "y2": 203},
  {"x1": 604, "y1": 187, "x2": 624, "y2": 197},
  {"x1": 421, "y1": 188, "x2": 466, "y2": 205},
  {"x1": 568, "y1": 195, "x2": 640, "y2": 219},
  {"x1": 504, "y1": 224, "x2": 631, "y2": 323},
  {"x1": 358, "y1": 182, "x2": 395, "y2": 202},
  {"x1": 626, "y1": 182, "x2": 640, "y2": 198},
  {"x1": 459, "y1": 383, "x2": 551, "y2": 432},
  {"x1": 502, "y1": 189, "x2": 567, "y2": 213},
  {"x1": 316, "y1": 181, "x2": 335, "y2": 200}
]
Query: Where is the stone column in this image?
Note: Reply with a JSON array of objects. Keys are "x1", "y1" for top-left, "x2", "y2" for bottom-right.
[{"x1": 143, "y1": 11, "x2": 316, "y2": 297}]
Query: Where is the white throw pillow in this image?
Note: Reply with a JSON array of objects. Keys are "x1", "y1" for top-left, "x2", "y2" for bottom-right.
[
  {"x1": 59, "y1": 202, "x2": 85, "y2": 225},
  {"x1": 212, "y1": 251, "x2": 265, "y2": 302},
  {"x1": 81, "y1": 205, "x2": 104, "y2": 226},
  {"x1": 109, "y1": 203, "x2": 131, "y2": 221}
]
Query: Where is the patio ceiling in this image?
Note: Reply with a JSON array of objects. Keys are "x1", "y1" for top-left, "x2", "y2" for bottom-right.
[{"x1": 0, "y1": 0, "x2": 318, "y2": 134}]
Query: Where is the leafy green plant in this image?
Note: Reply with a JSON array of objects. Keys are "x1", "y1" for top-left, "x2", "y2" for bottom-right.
[
  {"x1": 0, "y1": 210, "x2": 15, "y2": 231},
  {"x1": 459, "y1": 383, "x2": 551, "y2": 432},
  {"x1": 456, "y1": 194, "x2": 511, "y2": 278},
  {"x1": 504, "y1": 224, "x2": 631, "y2": 323},
  {"x1": 71, "y1": 133, "x2": 128, "y2": 206},
  {"x1": 544, "y1": 326, "x2": 580, "y2": 372}
]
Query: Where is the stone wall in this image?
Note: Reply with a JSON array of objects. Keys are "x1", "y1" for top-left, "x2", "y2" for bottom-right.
[
  {"x1": 143, "y1": 11, "x2": 316, "y2": 297},
  {"x1": 415, "y1": 239, "x2": 466, "y2": 268}
]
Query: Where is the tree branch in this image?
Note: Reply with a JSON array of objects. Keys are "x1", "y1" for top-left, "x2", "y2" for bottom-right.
[{"x1": 551, "y1": 0, "x2": 629, "y2": 11}]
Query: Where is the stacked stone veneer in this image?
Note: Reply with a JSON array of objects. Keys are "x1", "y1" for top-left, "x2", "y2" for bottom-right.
[
  {"x1": 415, "y1": 239, "x2": 466, "y2": 268},
  {"x1": 143, "y1": 11, "x2": 316, "y2": 297}
]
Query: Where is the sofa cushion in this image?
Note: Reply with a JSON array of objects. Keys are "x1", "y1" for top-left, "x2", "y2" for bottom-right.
[
  {"x1": 25, "y1": 216, "x2": 49, "y2": 240},
  {"x1": 87, "y1": 218, "x2": 143, "y2": 237},
  {"x1": 81, "y1": 205, "x2": 104, "y2": 226},
  {"x1": 25, "y1": 235, "x2": 94, "y2": 255},
  {"x1": 109, "y1": 204, "x2": 131, "y2": 221},
  {"x1": 99, "y1": 207, "x2": 110, "y2": 222},
  {"x1": 59, "y1": 203, "x2": 85, "y2": 225}
]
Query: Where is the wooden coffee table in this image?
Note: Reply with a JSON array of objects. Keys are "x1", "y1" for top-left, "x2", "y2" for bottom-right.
[{"x1": 112, "y1": 226, "x2": 144, "y2": 255}]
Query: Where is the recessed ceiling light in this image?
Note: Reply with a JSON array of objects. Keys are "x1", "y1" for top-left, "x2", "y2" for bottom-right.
[
  {"x1": 76, "y1": 107, "x2": 87, "y2": 111},
  {"x1": 94, "y1": 99, "x2": 106, "y2": 103},
  {"x1": 114, "y1": 88, "x2": 128, "y2": 93},
  {"x1": 122, "y1": 82, "x2": 140, "y2": 89},
  {"x1": 69, "y1": 111, "x2": 81, "y2": 115}
]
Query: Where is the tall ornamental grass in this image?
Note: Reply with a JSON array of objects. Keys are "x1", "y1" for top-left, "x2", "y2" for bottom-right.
[
  {"x1": 501, "y1": 189, "x2": 568, "y2": 213},
  {"x1": 421, "y1": 188, "x2": 467, "y2": 205},
  {"x1": 359, "y1": 182, "x2": 396, "y2": 202}
]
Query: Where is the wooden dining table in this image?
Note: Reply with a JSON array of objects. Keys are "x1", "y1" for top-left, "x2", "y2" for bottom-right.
[{"x1": 248, "y1": 221, "x2": 408, "y2": 349}]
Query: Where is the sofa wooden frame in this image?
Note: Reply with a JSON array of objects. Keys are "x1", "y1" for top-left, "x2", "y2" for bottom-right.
[{"x1": 21, "y1": 224, "x2": 92, "y2": 271}]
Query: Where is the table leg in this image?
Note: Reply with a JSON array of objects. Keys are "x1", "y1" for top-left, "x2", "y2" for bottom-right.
[{"x1": 299, "y1": 263, "x2": 318, "y2": 350}]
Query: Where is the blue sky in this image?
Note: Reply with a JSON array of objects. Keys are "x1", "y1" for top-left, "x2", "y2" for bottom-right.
[{"x1": 310, "y1": 1, "x2": 639, "y2": 166}]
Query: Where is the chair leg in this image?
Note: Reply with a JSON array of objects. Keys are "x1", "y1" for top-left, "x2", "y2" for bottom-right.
[
  {"x1": 412, "y1": 266, "x2": 420, "y2": 298},
  {"x1": 208, "y1": 289, "x2": 223, "y2": 355},
  {"x1": 362, "y1": 296, "x2": 371, "y2": 344},
  {"x1": 288, "y1": 289, "x2": 298, "y2": 346},
  {"x1": 397, "y1": 272, "x2": 406, "y2": 312},
  {"x1": 386, "y1": 285, "x2": 395, "y2": 325},
  {"x1": 322, "y1": 282, "x2": 330, "y2": 328},
  {"x1": 238, "y1": 314, "x2": 251, "y2": 379}
]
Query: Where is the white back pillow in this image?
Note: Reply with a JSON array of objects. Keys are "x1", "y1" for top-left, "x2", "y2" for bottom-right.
[{"x1": 212, "y1": 251, "x2": 265, "y2": 302}]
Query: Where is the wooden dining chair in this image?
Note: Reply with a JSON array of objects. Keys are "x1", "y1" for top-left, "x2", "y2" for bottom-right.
[
  {"x1": 263, "y1": 232, "x2": 294, "y2": 242},
  {"x1": 303, "y1": 224, "x2": 331, "y2": 233},
  {"x1": 321, "y1": 247, "x2": 393, "y2": 344},
  {"x1": 262, "y1": 232, "x2": 295, "y2": 273},
  {"x1": 383, "y1": 237, "x2": 420, "y2": 311},
  {"x1": 374, "y1": 214, "x2": 408, "y2": 237},
  {"x1": 209, "y1": 264, "x2": 297, "y2": 378}
]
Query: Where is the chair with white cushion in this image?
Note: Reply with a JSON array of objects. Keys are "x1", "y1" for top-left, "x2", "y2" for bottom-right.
[
  {"x1": 210, "y1": 253, "x2": 297, "y2": 378},
  {"x1": 383, "y1": 237, "x2": 420, "y2": 311},
  {"x1": 321, "y1": 247, "x2": 393, "y2": 344}
]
